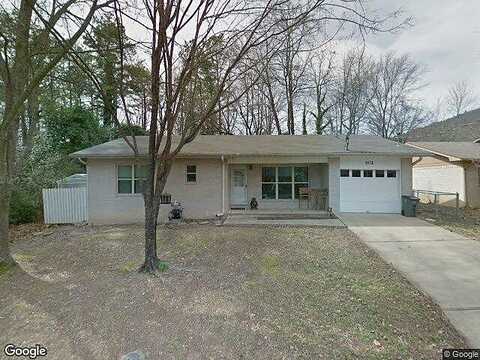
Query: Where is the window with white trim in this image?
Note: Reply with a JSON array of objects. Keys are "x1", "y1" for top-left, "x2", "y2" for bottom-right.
[
  {"x1": 375, "y1": 170, "x2": 385, "y2": 178},
  {"x1": 261, "y1": 166, "x2": 308, "y2": 200},
  {"x1": 387, "y1": 170, "x2": 397, "y2": 178},
  {"x1": 117, "y1": 165, "x2": 147, "y2": 194},
  {"x1": 186, "y1": 165, "x2": 197, "y2": 183}
]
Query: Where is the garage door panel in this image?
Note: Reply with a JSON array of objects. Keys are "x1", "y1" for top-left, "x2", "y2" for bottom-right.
[
  {"x1": 340, "y1": 178, "x2": 401, "y2": 213},
  {"x1": 341, "y1": 178, "x2": 400, "y2": 201},
  {"x1": 339, "y1": 156, "x2": 401, "y2": 213},
  {"x1": 340, "y1": 200, "x2": 401, "y2": 213}
]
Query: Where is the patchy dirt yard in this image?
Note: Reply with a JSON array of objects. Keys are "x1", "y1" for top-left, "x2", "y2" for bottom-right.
[
  {"x1": 417, "y1": 204, "x2": 480, "y2": 241},
  {"x1": 1, "y1": 224, "x2": 466, "y2": 359}
]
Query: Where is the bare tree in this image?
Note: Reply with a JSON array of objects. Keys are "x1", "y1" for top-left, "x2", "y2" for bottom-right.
[
  {"x1": 112, "y1": 0, "x2": 407, "y2": 274},
  {"x1": 308, "y1": 49, "x2": 335, "y2": 134},
  {"x1": 330, "y1": 48, "x2": 373, "y2": 135},
  {"x1": 0, "y1": 0, "x2": 111, "y2": 268},
  {"x1": 275, "y1": 8, "x2": 314, "y2": 134},
  {"x1": 365, "y1": 52, "x2": 426, "y2": 139},
  {"x1": 446, "y1": 80, "x2": 478, "y2": 117}
]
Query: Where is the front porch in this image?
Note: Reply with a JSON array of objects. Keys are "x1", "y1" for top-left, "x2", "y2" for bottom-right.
[
  {"x1": 226, "y1": 161, "x2": 330, "y2": 212},
  {"x1": 223, "y1": 208, "x2": 343, "y2": 227}
]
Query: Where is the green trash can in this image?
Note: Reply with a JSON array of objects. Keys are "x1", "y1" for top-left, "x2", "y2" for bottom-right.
[{"x1": 402, "y1": 195, "x2": 420, "y2": 217}]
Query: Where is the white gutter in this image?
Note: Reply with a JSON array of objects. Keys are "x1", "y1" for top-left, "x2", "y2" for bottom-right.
[{"x1": 412, "y1": 157, "x2": 423, "y2": 166}]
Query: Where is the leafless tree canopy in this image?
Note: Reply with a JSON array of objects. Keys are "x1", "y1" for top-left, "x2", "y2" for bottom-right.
[
  {"x1": 0, "y1": 0, "x2": 415, "y2": 272},
  {"x1": 446, "y1": 80, "x2": 478, "y2": 117},
  {"x1": 111, "y1": 0, "x2": 410, "y2": 272}
]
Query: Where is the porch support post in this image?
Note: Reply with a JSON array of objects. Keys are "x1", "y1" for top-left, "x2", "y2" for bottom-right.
[{"x1": 221, "y1": 155, "x2": 226, "y2": 214}]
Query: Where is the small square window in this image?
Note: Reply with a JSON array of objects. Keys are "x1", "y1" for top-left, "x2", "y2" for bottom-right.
[
  {"x1": 363, "y1": 170, "x2": 373, "y2": 178},
  {"x1": 118, "y1": 179, "x2": 132, "y2": 193},
  {"x1": 278, "y1": 167, "x2": 292, "y2": 182},
  {"x1": 278, "y1": 183, "x2": 292, "y2": 199},
  {"x1": 262, "y1": 167, "x2": 276, "y2": 182},
  {"x1": 262, "y1": 183, "x2": 276, "y2": 199},
  {"x1": 340, "y1": 169, "x2": 350, "y2": 177},
  {"x1": 352, "y1": 170, "x2": 361, "y2": 177},
  {"x1": 294, "y1": 167, "x2": 308, "y2": 182},
  {"x1": 118, "y1": 165, "x2": 132, "y2": 178},
  {"x1": 387, "y1": 170, "x2": 397, "y2": 178},
  {"x1": 186, "y1": 165, "x2": 197, "y2": 183},
  {"x1": 375, "y1": 170, "x2": 385, "y2": 178}
]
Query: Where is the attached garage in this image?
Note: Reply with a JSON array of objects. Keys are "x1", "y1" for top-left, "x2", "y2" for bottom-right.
[{"x1": 339, "y1": 156, "x2": 402, "y2": 213}]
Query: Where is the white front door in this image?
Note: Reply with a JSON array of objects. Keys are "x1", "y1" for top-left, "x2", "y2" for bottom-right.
[{"x1": 231, "y1": 167, "x2": 247, "y2": 205}]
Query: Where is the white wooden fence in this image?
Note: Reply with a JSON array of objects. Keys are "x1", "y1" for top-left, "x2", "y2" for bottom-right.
[{"x1": 42, "y1": 188, "x2": 88, "y2": 224}]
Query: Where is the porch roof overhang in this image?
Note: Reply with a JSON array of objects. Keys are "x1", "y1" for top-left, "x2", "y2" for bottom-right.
[{"x1": 227, "y1": 155, "x2": 329, "y2": 164}]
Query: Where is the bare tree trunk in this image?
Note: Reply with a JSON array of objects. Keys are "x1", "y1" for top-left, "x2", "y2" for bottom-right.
[
  {"x1": 0, "y1": 94, "x2": 20, "y2": 267},
  {"x1": 302, "y1": 102, "x2": 307, "y2": 135},
  {"x1": 140, "y1": 158, "x2": 172, "y2": 273},
  {"x1": 0, "y1": 143, "x2": 14, "y2": 266}
]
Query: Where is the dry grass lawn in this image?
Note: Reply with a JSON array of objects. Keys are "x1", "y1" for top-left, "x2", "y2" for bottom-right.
[
  {"x1": 418, "y1": 204, "x2": 480, "y2": 241},
  {"x1": 0, "y1": 224, "x2": 466, "y2": 359}
]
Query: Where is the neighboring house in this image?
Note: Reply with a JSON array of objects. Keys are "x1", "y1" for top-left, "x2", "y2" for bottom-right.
[
  {"x1": 70, "y1": 135, "x2": 426, "y2": 225},
  {"x1": 407, "y1": 108, "x2": 480, "y2": 142},
  {"x1": 407, "y1": 142, "x2": 480, "y2": 208},
  {"x1": 56, "y1": 173, "x2": 88, "y2": 188}
]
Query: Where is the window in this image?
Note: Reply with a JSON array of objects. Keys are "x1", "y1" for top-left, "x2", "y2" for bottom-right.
[
  {"x1": 340, "y1": 169, "x2": 350, "y2": 177},
  {"x1": 294, "y1": 167, "x2": 309, "y2": 199},
  {"x1": 261, "y1": 166, "x2": 308, "y2": 200},
  {"x1": 262, "y1": 167, "x2": 276, "y2": 200},
  {"x1": 117, "y1": 165, "x2": 147, "y2": 194},
  {"x1": 375, "y1": 170, "x2": 385, "y2": 178},
  {"x1": 278, "y1": 167, "x2": 292, "y2": 199},
  {"x1": 160, "y1": 194, "x2": 172, "y2": 204},
  {"x1": 387, "y1": 170, "x2": 397, "y2": 178},
  {"x1": 186, "y1": 165, "x2": 197, "y2": 183},
  {"x1": 352, "y1": 170, "x2": 361, "y2": 177},
  {"x1": 363, "y1": 170, "x2": 373, "y2": 178}
]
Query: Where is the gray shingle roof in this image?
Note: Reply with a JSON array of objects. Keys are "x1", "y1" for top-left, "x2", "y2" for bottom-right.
[
  {"x1": 407, "y1": 108, "x2": 480, "y2": 142},
  {"x1": 407, "y1": 142, "x2": 480, "y2": 161},
  {"x1": 70, "y1": 135, "x2": 427, "y2": 158}
]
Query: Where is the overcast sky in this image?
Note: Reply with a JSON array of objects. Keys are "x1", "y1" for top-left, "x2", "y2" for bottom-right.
[
  {"x1": 122, "y1": 0, "x2": 480, "y2": 117},
  {"x1": 365, "y1": 0, "x2": 480, "y2": 110}
]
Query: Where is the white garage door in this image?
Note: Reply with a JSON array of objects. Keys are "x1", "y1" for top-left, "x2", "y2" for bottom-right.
[{"x1": 339, "y1": 157, "x2": 401, "y2": 213}]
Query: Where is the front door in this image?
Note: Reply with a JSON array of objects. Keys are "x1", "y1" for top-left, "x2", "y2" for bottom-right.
[{"x1": 231, "y1": 167, "x2": 247, "y2": 206}]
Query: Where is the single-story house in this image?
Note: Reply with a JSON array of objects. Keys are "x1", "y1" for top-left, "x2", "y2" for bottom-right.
[
  {"x1": 70, "y1": 135, "x2": 427, "y2": 225},
  {"x1": 406, "y1": 142, "x2": 480, "y2": 208}
]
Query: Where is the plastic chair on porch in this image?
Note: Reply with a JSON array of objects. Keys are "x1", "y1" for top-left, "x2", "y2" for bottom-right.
[{"x1": 298, "y1": 187, "x2": 310, "y2": 209}]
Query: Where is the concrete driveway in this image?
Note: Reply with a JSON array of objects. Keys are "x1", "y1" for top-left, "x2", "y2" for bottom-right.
[{"x1": 339, "y1": 213, "x2": 480, "y2": 347}]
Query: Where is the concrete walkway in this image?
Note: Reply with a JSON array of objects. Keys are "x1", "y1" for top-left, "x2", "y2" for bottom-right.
[
  {"x1": 339, "y1": 213, "x2": 480, "y2": 346},
  {"x1": 223, "y1": 210, "x2": 345, "y2": 227}
]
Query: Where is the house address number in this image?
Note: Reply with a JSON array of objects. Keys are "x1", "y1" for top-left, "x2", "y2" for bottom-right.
[{"x1": 365, "y1": 160, "x2": 374, "y2": 166}]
